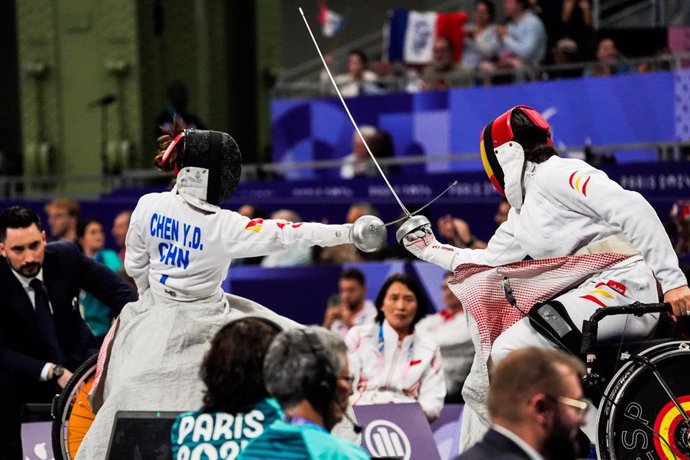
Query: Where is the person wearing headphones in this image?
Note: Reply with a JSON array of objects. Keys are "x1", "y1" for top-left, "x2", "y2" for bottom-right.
[
  {"x1": 346, "y1": 273, "x2": 446, "y2": 421},
  {"x1": 238, "y1": 327, "x2": 369, "y2": 460},
  {"x1": 77, "y1": 122, "x2": 382, "y2": 459},
  {"x1": 171, "y1": 317, "x2": 282, "y2": 460},
  {"x1": 398, "y1": 105, "x2": 689, "y2": 447}
]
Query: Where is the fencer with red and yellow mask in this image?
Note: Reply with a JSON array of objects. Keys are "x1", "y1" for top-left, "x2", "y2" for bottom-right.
[
  {"x1": 399, "y1": 105, "x2": 687, "y2": 318},
  {"x1": 397, "y1": 105, "x2": 690, "y2": 449}
]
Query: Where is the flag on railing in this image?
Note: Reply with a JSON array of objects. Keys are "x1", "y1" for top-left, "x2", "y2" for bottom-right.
[
  {"x1": 318, "y1": 0, "x2": 345, "y2": 38},
  {"x1": 385, "y1": 10, "x2": 468, "y2": 64}
]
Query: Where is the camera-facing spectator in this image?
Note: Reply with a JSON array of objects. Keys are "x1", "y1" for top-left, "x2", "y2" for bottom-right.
[
  {"x1": 44, "y1": 197, "x2": 80, "y2": 242},
  {"x1": 323, "y1": 268, "x2": 377, "y2": 338},
  {"x1": 462, "y1": 1, "x2": 500, "y2": 73},
  {"x1": 584, "y1": 38, "x2": 632, "y2": 77},
  {"x1": 346, "y1": 273, "x2": 446, "y2": 421}
]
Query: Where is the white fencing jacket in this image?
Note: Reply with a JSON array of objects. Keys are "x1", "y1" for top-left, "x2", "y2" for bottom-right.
[
  {"x1": 345, "y1": 320, "x2": 446, "y2": 420},
  {"x1": 126, "y1": 191, "x2": 352, "y2": 299},
  {"x1": 419, "y1": 156, "x2": 686, "y2": 294}
]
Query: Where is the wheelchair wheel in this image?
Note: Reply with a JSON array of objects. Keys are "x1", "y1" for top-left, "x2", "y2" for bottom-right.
[
  {"x1": 596, "y1": 341, "x2": 690, "y2": 460},
  {"x1": 51, "y1": 354, "x2": 98, "y2": 460}
]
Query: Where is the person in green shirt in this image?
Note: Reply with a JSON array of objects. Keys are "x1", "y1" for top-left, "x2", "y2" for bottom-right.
[
  {"x1": 77, "y1": 218, "x2": 125, "y2": 340},
  {"x1": 239, "y1": 327, "x2": 370, "y2": 460},
  {"x1": 170, "y1": 317, "x2": 283, "y2": 460}
]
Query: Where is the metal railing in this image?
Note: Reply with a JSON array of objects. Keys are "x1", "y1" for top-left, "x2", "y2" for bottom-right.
[
  {"x1": 1, "y1": 140, "x2": 687, "y2": 200},
  {"x1": 273, "y1": 51, "x2": 690, "y2": 99}
]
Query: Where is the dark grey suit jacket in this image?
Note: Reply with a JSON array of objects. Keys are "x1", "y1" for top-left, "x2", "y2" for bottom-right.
[
  {"x1": 0, "y1": 241, "x2": 137, "y2": 382},
  {"x1": 457, "y1": 428, "x2": 534, "y2": 460}
]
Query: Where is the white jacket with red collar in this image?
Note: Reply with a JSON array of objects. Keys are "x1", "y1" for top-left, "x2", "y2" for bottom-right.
[{"x1": 345, "y1": 320, "x2": 446, "y2": 420}]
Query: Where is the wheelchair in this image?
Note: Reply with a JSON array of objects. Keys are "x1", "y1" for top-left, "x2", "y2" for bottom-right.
[
  {"x1": 51, "y1": 353, "x2": 97, "y2": 460},
  {"x1": 577, "y1": 303, "x2": 690, "y2": 460}
]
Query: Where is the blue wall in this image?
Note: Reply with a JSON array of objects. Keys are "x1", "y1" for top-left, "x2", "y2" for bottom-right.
[{"x1": 272, "y1": 71, "x2": 686, "y2": 179}]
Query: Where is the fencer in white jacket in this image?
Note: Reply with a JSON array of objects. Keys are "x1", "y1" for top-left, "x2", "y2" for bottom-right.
[
  {"x1": 77, "y1": 128, "x2": 385, "y2": 460},
  {"x1": 398, "y1": 106, "x2": 690, "y2": 449},
  {"x1": 345, "y1": 274, "x2": 446, "y2": 421}
]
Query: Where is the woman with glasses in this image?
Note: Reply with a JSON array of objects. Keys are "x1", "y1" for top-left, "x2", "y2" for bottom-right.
[{"x1": 345, "y1": 273, "x2": 446, "y2": 421}]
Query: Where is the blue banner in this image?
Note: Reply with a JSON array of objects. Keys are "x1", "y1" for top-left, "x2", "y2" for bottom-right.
[{"x1": 271, "y1": 72, "x2": 680, "y2": 178}]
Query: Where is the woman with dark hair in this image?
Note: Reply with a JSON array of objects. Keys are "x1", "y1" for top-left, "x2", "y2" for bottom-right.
[
  {"x1": 345, "y1": 273, "x2": 446, "y2": 421},
  {"x1": 171, "y1": 317, "x2": 282, "y2": 459},
  {"x1": 77, "y1": 218, "x2": 123, "y2": 340}
]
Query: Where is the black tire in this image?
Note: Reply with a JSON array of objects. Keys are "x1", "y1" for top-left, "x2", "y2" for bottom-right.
[{"x1": 51, "y1": 354, "x2": 99, "y2": 460}]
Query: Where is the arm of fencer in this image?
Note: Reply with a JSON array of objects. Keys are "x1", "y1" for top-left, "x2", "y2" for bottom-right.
[
  {"x1": 223, "y1": 212, "x2": 354, "y2": 259},
  {"x1": 400, "y1": 217, "x2": 526, "y2": 271}
]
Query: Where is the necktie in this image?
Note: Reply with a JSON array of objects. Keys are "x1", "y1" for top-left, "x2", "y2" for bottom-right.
[{"x1": 29, "y1": 278, "x2": 62, "y2": 363}]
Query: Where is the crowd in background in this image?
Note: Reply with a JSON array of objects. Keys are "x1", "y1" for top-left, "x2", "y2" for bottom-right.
[{"x1": 316, "y1": 0, "x2": 677, "y2": 98}]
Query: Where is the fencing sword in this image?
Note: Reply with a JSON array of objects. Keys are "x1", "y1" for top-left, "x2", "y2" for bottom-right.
[{"x1": 298, "y1": 7, "x2": 455, "y2": 244}]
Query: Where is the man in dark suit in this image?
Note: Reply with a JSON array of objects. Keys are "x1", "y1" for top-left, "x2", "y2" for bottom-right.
[
  {"x1": 457, "y1": 347, "x2": 587, "y2": 460},
  {"x1": 0, "y1": 206, "x2": 137, "y2": 459}
]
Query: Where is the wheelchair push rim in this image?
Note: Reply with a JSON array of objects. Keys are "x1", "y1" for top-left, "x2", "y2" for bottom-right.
[
  {"x1": 51, "y1": 354, "x2": 98, "y2": 460},
  {"x1": 596, "y1": 341, "x2": 690, "y2": 460}
]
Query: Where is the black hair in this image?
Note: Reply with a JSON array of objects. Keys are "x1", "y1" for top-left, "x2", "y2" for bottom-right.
[
  {"x1": 348, "y1": 49, "x2": 368, "y2": 66},
  {"x1": 374, "y1": 273, "x2": 430, "y2": 330},
  {"x1": 201, "y1": 317, "x2": 281, "y2": 414},
  {"x1": 77, "y1": 218, "x2": 103, "y2": 240},
  {"x1": 0, "y1": 206, "x2": 42, "y2": 242},
  {"x1": 476, "y1": 0, "x2": 496, "y2": 22},
  {"x1": 339, "y1": 268, "x2": 366, "y2": 286},
  {"x1": 510, "y1": 108, "x2": 558, "y2": 163}
]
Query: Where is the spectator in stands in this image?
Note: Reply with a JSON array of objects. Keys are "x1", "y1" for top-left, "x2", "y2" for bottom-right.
[
  {"x1": 480, "y1": 0, "x2": 547, "y2": 82},
  {"x1": 323, "y1": 268, "x2": 377, "y2": 338},
  {"x1": 44, "y1": 197, "x2": 79, "y2": 242},
  {"x1": 261, "y1": 209, "x2": 313, "y2": 267},
  {"x1": 670, "y1": 200, "x2": 690, "y2": 257},
  {"x1": 0, "y1": 206, "x2": 136, "y2": 460},
  {"x1": 328, "y1": 49, "x2": 381, "y2": 98},
  {"x1": 154, "y1": 80, "x2": 206, "y2": 140},
  {"x1": 171, "y1": 317, "x2": 282, "y2": 459},
  {"x1": 560, "y1": 0, "x2": 594, "y2": 55},
  {"x1": 416, "y1": 272, "x2": 474, "y2": 402},
  {"x1": 437, "y1": 214, "x2": 487, "y2": 249},
  {"x1": 77, "y1": 218, "x2": 123, "y2": 341},
  {"x1": 458, "y1": 347, "x2": 586, "y2": 460},
  {"x1": 340, "y1": 126, "x2": 379, "y2": 179},
  {"x1": 419, "y1": 36, "x2": 473, "y2": 91},
  {"x1": 237, "y1": 203, "x2": 266, "y2": 220},
  {"x1": 461, "y1": 1, "x2": 500, "y2": 74},
  {"x1": 346, "y1": 273, "x2": 446, "y2": 421},
  {"x1": 317, "y1": 202, "x2": 382, "y2": 263},
  {"x1": 111, "y1": 210, "x2": 131, "y2": 264},
  {"x1": 495, "y1": 198, "x2": 511, "y2": 225},
  {"x1": 543, "y1": 38, "x2": 583, "y2": 80},
  {"x1": 584, "y1": 38, "x2": 631, "y2": 77},
  {"x1": 238, "y1": 327, "x2": 369, "y2": 460}
]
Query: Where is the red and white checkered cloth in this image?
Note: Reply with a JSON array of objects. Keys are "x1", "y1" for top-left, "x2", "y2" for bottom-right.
[
  {"x1": 88, "y1": 317, "x2": 120, "y2": 413},
  {"x1": 448, "y1": 253, "x2": 631, "y2": 358}
]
